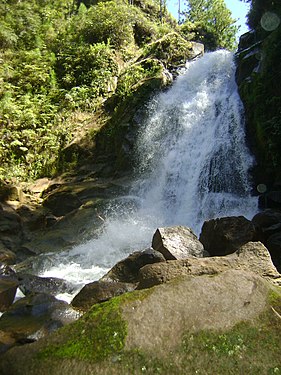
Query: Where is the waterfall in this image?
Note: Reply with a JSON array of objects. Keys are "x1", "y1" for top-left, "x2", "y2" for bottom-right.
[{"x1": 40, "y1": 50, "x2": 258, "y2": 300}]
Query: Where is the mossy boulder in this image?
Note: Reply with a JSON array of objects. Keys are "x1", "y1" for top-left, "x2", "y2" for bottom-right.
[{"x1": 0, "y1": 270, "x2": 281, "y2": 374}]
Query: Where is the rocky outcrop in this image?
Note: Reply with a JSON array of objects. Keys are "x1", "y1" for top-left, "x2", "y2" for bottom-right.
[
  {"x1": 138, "y1": 241, "x2": 281, "y2": 289},
  {"x1": 152, "y1": 226, "x2": 205, "y2": 260},
  {"x1": 199, "y1": 216, "x2": 255, "y2": 256},
  {"x1": 235, "y1": 18, "x2": 281, "y2": 190}
]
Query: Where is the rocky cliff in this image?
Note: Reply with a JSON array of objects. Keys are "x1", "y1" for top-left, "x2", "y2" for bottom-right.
[{"x1": 235, "y1": 4, "x2": 281, "y2": 204}]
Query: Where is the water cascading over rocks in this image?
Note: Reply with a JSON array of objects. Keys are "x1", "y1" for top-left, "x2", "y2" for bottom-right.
[{"x1": 40, "y1": 50, "x2": 258, "y2": 297}]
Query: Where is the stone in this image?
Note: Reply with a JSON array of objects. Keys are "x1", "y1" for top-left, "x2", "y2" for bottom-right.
[
  {"x1": 43, "y1": 191, "x2": 82, "y2": 216},
  {"x1": 0, "y1": 269, "x2": 278, "y2": 375},
  {"x1": 17, "y1": 273, "x2": 75, "y2": 296},
  {"x1": 101, "y1": 248, "x2": 166, "y2": 283},
  {"x1": 71, "y1": 281, "x2": 135, "y2": 311},
  {"x1": 152, "y1": 226, "x2": 205, "y2": 260},
  {"x1": 0, "y1": 184, "x2": 23, "y2": 203},
  {"x1": 0, "y1": 247, "x2": 16, "y2": 265},
  {"x1": 138, "y1": 241, "x2": 281, "y2": 289},
  {"x1": 252, "y1": 209, "x2": 281, "y2": 239},
  {"x1": 0, "y1": 278, "x2": 18, "y2": 311},
  {"x1": 199, "y1": 216, "x2": 255, "y2": 256},
  {"x1": 0, "y1": 330, "x2": 16, "y2": 355},
  {"x1": 266, "y1": 232, "x2": 281, "y2": 272},
  {"x1": 0, "y1": 293, "x2": 80, "y2": 343}
]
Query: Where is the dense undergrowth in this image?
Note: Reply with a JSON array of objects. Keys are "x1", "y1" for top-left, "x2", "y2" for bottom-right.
[{"x1": 0, "y1": 0, "x2": 178, "y2": 181}]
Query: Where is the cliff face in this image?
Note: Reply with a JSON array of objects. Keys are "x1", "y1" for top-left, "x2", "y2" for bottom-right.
[{"x1": 235, "y1": 7, "x2": 281, "y2": 202}]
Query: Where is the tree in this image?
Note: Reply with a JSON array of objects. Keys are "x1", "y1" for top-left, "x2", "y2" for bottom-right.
[{"x1": 181, "y1": 0, "x2": 238, "y2": 51}]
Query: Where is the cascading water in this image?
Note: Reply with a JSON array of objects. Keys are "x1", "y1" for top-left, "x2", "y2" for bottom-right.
[{"x1": 40, "y1": 50, "x2": 258, "y2": 301}]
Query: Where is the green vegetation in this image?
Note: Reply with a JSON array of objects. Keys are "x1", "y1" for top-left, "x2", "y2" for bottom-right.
[
  {"x1": 0, "y1": 0, "x2": 177, "y2": 182},
  {"x1": 0, "y1": 0, "x2": 240, "y2": 183},
  {"x1": 180, "y1": 0, "x2": 238, "y2": 51},
  {"x1": 34, "y1": 286, "x2": 281, "y2": 375},
  {"x1": 39, "y1": 295, "x2": 127, "y2": 361}
]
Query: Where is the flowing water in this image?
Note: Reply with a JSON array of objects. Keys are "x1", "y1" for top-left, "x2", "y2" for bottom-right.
[{"x1": 40, "y1": 50, "x2": 258, "y2": 301}]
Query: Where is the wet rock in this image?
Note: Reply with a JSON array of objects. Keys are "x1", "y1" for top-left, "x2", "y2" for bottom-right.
[
  {"x1": 0, "y1": 264, "x2": 18, "y2": 310},
  {"x1": 0, "y1": 330, "x2": 16, "y2": 354},
  {"x1": 17, "y1": 273, "x2": 75, "y2": 296},
  {"x1": 43, "y1": 191, "x2": 82, "y2": 216},
  {"x1": 0, "y1": 278, "x2": 18, "y2": 311},
  {"x1": 71, "y1": 281, "x2": 135, "y2": 311},
  {"x1": 138, "y1": 241, "x2": 281, "y2": 289},
  {"x1": 152, "y1": 226, "x2": 205, "y2": 260},
  {"x1": 101, "y1": 248, "x2": 166, "y2": 283},
  {"x1": 0, "y1": 293, "x2": 80, "y2": 345},
  {"x1": 199, "y1": 216, "x2": 255, "y2": 256}
]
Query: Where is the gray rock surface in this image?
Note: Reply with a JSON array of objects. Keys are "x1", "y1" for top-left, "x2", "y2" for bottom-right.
[{"x1": 152, "y1": 226, "x2": 205, "y2": 260}]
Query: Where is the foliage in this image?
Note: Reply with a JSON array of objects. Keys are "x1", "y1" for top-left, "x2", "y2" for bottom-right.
[
  {"x1": 0, "y1": 0, "x2": 169, "y2": 181},
  {"x1": 181, "y1": 0, "x2": 238, "y2": 51}
]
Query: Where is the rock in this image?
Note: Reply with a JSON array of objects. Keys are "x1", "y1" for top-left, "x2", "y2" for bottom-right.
[
  {"x1": 17, "y1": 273, "x2": 75, "y2": 296},
  {"x1": 0, "y1": 184, "x2": 23, "y2": 203},
  {"x1": 43, "y1": 191, "x2": 82, "y2": 216},
  {"x1": 0, "y1": 263, "x2": 16, "y2": 278},
  {"x1": 124, "y1": 270, "x2": 271, "y2": 353},
  {"x1": 0, "y1": 269, "x2": 278, "y2": 375},
  {"x1": 0, "y1": 278, "x2": 18, "y2": 311},
  {"x1": 0, "y1": 204, "x2": 25, "y2": 255},
  {"x1": 0, "y1": 247, "x2": 16, "y2": 265},
  {"x1": 152, "y1": 226, "x2": 205, "y2": 260},
  {"x1": 28, "y1": 178, "x2": 50, "y2": 195},
  {"x1": 252, "y1": 209, "x2": 281, "y2": 241},
  {"x1": 71, "y1": 281, "x2": 135, "y2": 311},
  {"x1": 266, "y1": 232, "x2": 281, "y2": 272},
  {"x1": 101, "y1": 248, "x2": 166, "y2": 283},
  {"x1": 0, "y1": 207, "x2": 23, "y2": 234},
  {"x1": 0, "y1": 293, "x2": 80, "y2": 344},
  {"x1": 138, "y1": 241, "x2": 281, "y2": 289},
  {"x1": 0, "y1": 330, "x2": 16, "y2": 354},
  {"x1": 0, "y1": 264, "x2": 18, "y2": 310},
  {"x1": 199, "y1": 216, "x2": 255, "y2": 256}
]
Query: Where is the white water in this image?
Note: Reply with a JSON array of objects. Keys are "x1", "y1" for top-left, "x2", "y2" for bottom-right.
[{"x1": 39, "y1": 50, "x2": 258, "y2": 300}]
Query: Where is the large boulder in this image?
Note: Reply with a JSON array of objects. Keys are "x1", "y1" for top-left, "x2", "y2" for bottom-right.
[
  {"x1": 71, "y1": 281, "x2": 135, "y2": 311},
  {"x1": 152, "y1": 226, "x2": 205, "y2": 260},
  {"x1": 138, "y1": 241, "x2": 281, "y2": 289},
  {"x1": 199, "y1": 216, "x2": 256, "y2": 256},
  {"x1": 101, "y1": 247, "x2": 166, "y2": 283},
  {"x1": 0, "y1": 269, "x2": 280, "y2": 375}
]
